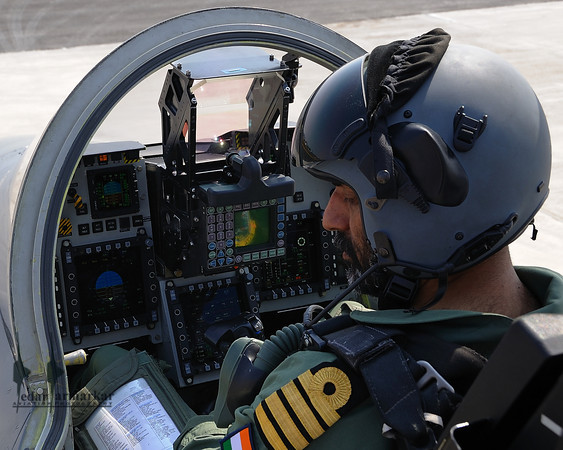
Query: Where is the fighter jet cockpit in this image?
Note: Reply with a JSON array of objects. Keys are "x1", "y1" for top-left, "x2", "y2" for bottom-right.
[
  {"x1": 55, "y1": 45, "x2": 346, "y2": 394},
  {"x1": 0, "y1": 11, "x2": 377, "y2": 447},
  {"x1": 2, "y1": 8, "x2": 561, "y2": 449}
]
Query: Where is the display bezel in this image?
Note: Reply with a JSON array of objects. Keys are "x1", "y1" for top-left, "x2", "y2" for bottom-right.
[
  {"x1": 203, "y1": 199, "x2": 285, "y2": 272},
  {"x1": 74, "y1": 244, "x2": 147, "y2": 325},
  {"x1": 87, "y1": 165, "x2": 140, "y2": 219}
]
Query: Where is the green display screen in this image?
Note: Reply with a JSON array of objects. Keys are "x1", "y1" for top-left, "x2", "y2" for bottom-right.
[{"x1": 234, "y1": 207, "x2": 270, "y2": 248}]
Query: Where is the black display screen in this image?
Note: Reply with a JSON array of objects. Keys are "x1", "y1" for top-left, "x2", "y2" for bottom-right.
[
  {"x1": 176, "y1": 284, "x2": 243, "y2": 364},
  {"x1": 87, "y1": 165, "x2": 139, "y2": 219},
  {"x1": 180, "y1": 285, "x2": 242, "y2": 325}
]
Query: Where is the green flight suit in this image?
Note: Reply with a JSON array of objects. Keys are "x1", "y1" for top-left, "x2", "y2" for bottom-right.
[{"x1": 175, "y1": 267, "x2": 563, "y2": 450}]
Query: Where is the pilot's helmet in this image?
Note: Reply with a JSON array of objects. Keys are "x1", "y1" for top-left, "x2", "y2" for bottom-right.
[{"x1": 292, "y1": 29, "x2": 551, "y2": 303}]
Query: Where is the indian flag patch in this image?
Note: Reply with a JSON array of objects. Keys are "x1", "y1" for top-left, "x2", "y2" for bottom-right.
[{"x1": 221, "y1": 424, "x2": 254, "y2": 450}]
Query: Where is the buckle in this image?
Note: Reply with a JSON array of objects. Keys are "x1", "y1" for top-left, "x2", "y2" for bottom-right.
[{"x1": 417, "y1": 360, "x2": 455, "y2": 393}]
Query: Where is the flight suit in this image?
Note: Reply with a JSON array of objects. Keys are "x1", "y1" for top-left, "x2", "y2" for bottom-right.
[{"x1": 175, "y1": 266, "x2": 563, "y2": 450}]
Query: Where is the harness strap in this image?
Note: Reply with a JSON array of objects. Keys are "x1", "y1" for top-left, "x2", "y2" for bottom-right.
[
  {"x1": 303, "y1": 315, "x2": 487, "y2": 449},
  {"x1": 320, "y1": 324, "x2": 437, "y2": 449}
]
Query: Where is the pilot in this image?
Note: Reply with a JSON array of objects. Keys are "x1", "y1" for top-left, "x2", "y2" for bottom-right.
[
  {"x1": 72, "y1": 29, "x2": 563, "y2": 449},
  {"x1": 172, "y1": 28, "x2": 563, "y2": 450}
]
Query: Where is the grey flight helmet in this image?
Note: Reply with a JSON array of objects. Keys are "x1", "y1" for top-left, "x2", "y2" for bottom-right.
[{"x1": 291, "y1": 29, "x2": 551, "y2": 309}]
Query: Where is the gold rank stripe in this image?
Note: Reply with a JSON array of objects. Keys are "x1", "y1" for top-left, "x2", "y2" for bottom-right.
[
  {"x1": 297, "y1": 369, "x2": 344, "y2": 426},
  {"x1": 281, "y1": 381, "x2": 325, "y2": 439},
  {"x1": 255, "y1": 366, "x2": 351, "y2": 450},
  {"x1": 256, "y1": 396, "x2": 309, "y2": 450}
]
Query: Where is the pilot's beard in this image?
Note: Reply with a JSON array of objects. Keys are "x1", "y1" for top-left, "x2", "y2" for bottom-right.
[{"x1": 332, "y1": 231, "x2": 384, "y2": 298}]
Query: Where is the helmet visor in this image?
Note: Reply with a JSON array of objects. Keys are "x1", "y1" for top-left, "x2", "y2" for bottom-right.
[{"x1": 291, "y1": 55, "x2": 369, "y2": 170}]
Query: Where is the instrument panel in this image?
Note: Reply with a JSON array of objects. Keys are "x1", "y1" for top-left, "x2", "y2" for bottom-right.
[
  {"x1": 56, "y1": 142, "x2": 162, "y2": 348},
  {"x1": 55, "y1": 48, "x2": 347, "y2": 390}
]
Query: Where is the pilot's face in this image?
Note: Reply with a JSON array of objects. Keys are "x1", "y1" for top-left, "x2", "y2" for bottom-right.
[{"x1": 322, "y1": 184, "x2": 376, "y2": 289}]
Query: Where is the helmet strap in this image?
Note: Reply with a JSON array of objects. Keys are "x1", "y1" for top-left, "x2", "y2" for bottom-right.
[
  {"x1": 377, "y1": 274, "x2": 418, "y2": 310},
  {"x1": 408, "y1": 271, "x2": 449, "y2": 314}
]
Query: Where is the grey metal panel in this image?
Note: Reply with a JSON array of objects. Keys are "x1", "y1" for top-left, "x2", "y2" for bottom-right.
[{"x1": 0, "y1": 137, "x2": 34, "y2": 448}]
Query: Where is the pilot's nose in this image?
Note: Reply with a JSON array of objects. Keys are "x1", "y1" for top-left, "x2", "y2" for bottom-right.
[{"x1": 322, "y1": 189, "x2": 350, "y2": 232}]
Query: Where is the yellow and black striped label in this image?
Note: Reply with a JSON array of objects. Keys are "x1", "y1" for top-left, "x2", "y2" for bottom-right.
[
  {"x1": 254, "y1": 361, "x2": 365, "y2": 449},
  {"x1": 59, "y1": 218, "x2": 72, "y2": 236},
  {"x1": 70, "y1": 192, "x2": 83, "y2": 210}
]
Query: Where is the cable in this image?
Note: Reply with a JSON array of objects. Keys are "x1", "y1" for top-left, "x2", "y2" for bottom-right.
[{"x1": 306, "y1": 263, "x2": 381, "y2": 327}]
